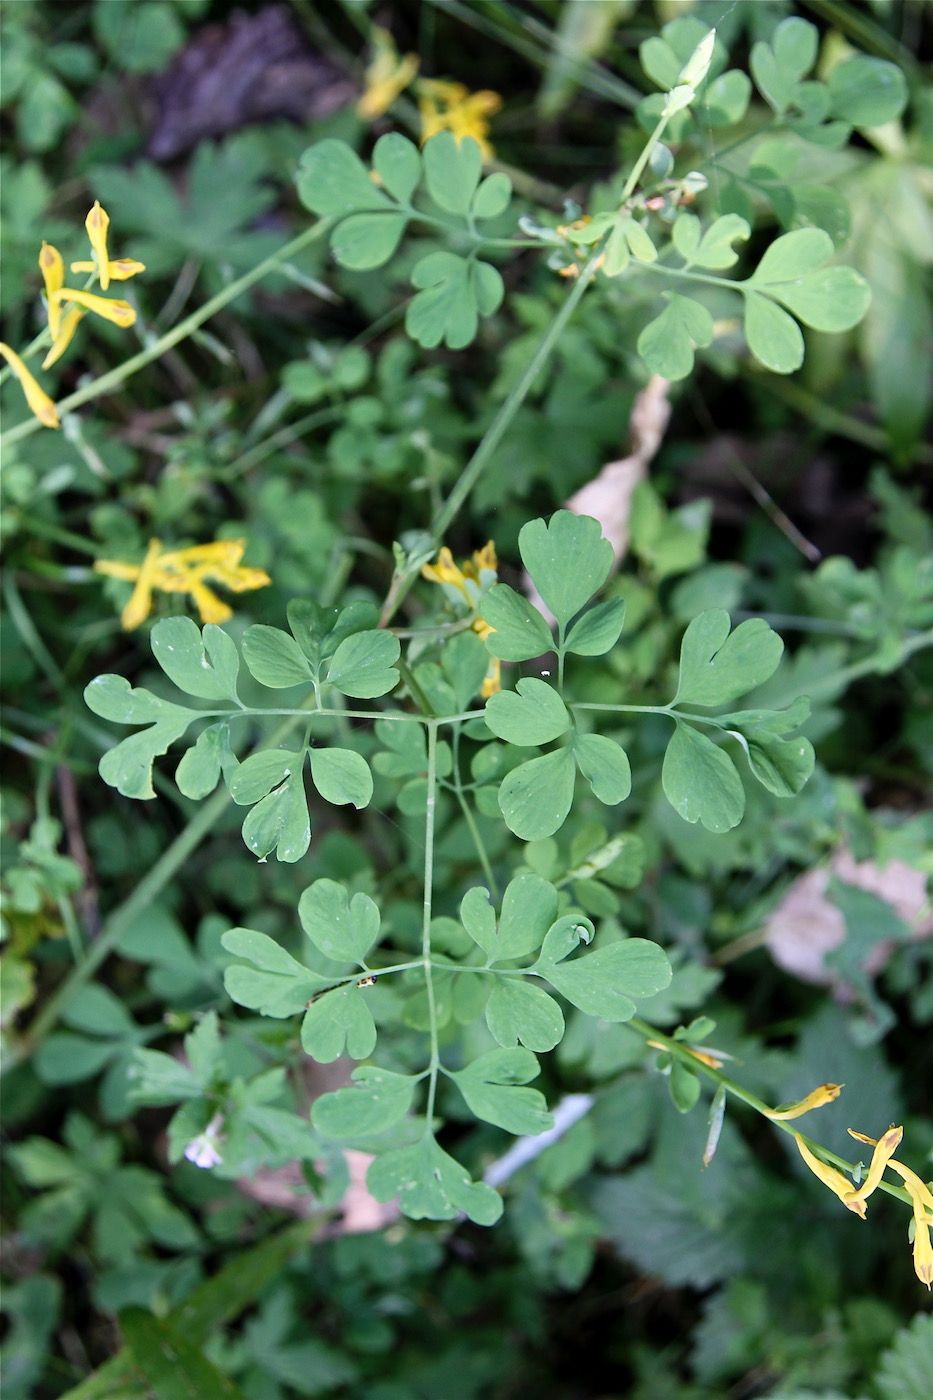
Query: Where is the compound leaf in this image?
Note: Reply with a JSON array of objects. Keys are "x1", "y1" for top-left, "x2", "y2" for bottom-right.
[{"x1": 638, "y1": 293, "x2": 713, "y2": 379}]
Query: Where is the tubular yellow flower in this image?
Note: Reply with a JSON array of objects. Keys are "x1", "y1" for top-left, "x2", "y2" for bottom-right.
[
  {"x1": 42, "y1": 307, "x2": 85, "y2": 369},
  {"x1": 843, "y1": 1125, "x2": 903, "y2": 1208},
  {"x1": 95, "y1": 538, "x2": 271, "y2": 629},
  {"x1": 358, "y1": 27, "x2": 419, "y2": 119},
  {"x1": 96, "y1": 537, "x2": 164, "y2": 631},
  {"x1": 765, "y1": 1083, "x2": 844, "y2": 1120},
  {"x1": 71, "y1": 256, "x2": 146, "y2": 282},
  {"x1": 39, "y1": 242, "x2": 65, "y2": 340},
  {"x1": 85, "y1": 200, "x2": 112, "y2": 290},
  {"x1": 53, "y1": 288, "x2": 136, "y2": 328},
  {"x1": 0, "y1": 341, "x2": 60, "y2": 429},
  {"x1": 848, "y1": 1129, "x2": 933, "y2": 1288},
  {"x1": 793, "y1": 1133, "x2": 867, "y2": 1218},
  {"x1": 418, "y1": 79, "x2": 502, "y2": 160}
]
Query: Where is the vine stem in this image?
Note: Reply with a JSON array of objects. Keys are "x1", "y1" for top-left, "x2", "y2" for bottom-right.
[
  {"x1": 627, "y1": 1017, "x2": 912, "y2": 1207},
  {"x1": 0, "y1": 219, "x2": 330, "y2": 451}
]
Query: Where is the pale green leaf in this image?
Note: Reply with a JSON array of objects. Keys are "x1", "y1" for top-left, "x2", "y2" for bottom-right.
[
  {"x1": 674, "y1": 609, "x2": 783, "y2": 706},
  {"x1": 422, "y1": 131, "x2": 483, "y2": 216},
  {"x1": 298, "y1": 878, "x2": 380, "y2": 964},
  {"x1": 151, "y1": 618, "x2": 240, "y2": 701},
  {"x1": 367, "y1": 1137, "x2": 502, "y2": 1224},
  {"x1": 537, "y1": 938, "x2": 672, "y2": 1021},
  {"x1": 326, "y1": 629, "x2": 400, "y2": 698},
  {"x1": 301, "y1": 986, "x2": 377, "y2": 1061},
  {"x1": 571, "y1": 733, "x2": 632, "y2": 804},
  {"x1": 242, "y1": 625, "x2": 312, "y2": 687},
  {"x1": 480, "y1": 583, "x2": 554, "y2": 661},
  {"x1": 564, "y1": 597, "x2": 625, "y2": 656},
  {"x1": 486, "y1": 976, "x2": 564, "y2": 1052},
  {"x1": 518, "y1": 512, "x2": 614, "y2": 628},
  {"x1": 662, "y1": 721, "x2": 745, "y2": 832},
  {"x1": 484, "y1": 677, "x2": 571, "y2": 746},
  {"x1": 497, "y1": 747, "x2": 576, "y2": 840},
  {"x1": 240, "y1": 770, "x2": 310, "y2": 862},
  {"x1": 743, "y1": 290, "x2": 804, "y2": 373},
  {"x1": 296, "y1": 139, "x2": 393, "y2": 217},
  {"x1": 330, "y1": 211, "x2": 408, "y2": 270},
  {"x1": 308, "y1": 747, "x2": 373, "y2": 809},
  {"x1": 313, "y1": 1067, "x2": 417, "y2": 1138},
  {"x1": 450, "y1": 1048, "x2": 553, "y2": 1135},
  {"x1": 372, "y1": 132, "x2": 421, "y2": 203}
]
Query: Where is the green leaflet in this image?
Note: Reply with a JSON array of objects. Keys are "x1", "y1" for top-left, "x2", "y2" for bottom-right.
[
  {"x1": 484, "y1": 678, "x2": 571, "y2": 746},
  {"x1": 486, "y1": 977, "x2": 564, "y2": 1052},
  {"x1": 480, "y1": 584, "x2": 554, "y2": 661},
  {"x1": 519, "y1": 512, "x2": 614, "y2": 628},
  {"x1": 84, "y1": 675, "x2": 197, "y2": 800},
  {"x1": 448, "y1": 1048, "x2": 553, "y2": 1136},
  {"x1": 221, "y1": 927, "x2": 325, "y2": 1017},
  {"x1": 367, "y1": 1137, "x2": 503, "y2": 1225},
  {"x1": 460, "y1": 873, "x2": 559, "y2": 962},
  {"x1": 299, "y1": 879, "x2": 380, "y2": 965},
  {"x1": 674, "y1": 609, "x2": 784, "y2": 707},
  {"x1": 662, "y1": 721, "x2": 745, "y2": 833},
  {"x1": 497, "y1": 747, "x2": 576, "y2": 840},
  {"x1": 301, "y1": 985, "x2": 377, "y2": 1062},
  {"x1": 151, "y1": 617, "x2": 240, "y2": 701},
  {"x1": 312, "y1": 1066, "x2": 418, "y2": 1139}
]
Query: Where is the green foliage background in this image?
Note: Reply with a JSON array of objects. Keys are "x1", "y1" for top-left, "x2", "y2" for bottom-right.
[{"x1": 1, "y1": 2, "x2": 932, "y2": 1398}]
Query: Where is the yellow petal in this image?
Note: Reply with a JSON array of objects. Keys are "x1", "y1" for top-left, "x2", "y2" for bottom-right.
[
  {"x1": 481, "y1": 657, "x2": 501, "y2": 699},
  {"x1": 473, "y1": 541, "x2": 498, "y2": 573},
  {"x1": 55, "y1": 288, "x2": 135, "y2": 328},
  {"x1": 106, "y1": 258, "x2": 146, "y2": 281},
  {"x1": 422, "y1": 547, "x2": 465, "y2": 587},
  {"x1": 120, "y1": 539, "x2": 163, "y2": 630},
  {"x1": 844, "y1": 1125, "x2": 903, "y2": 1207},
  {"x1": 0, "y1": 341, "x2": 60, "y2": 429},
  {"x1": 94, "y1": 558, "x2": 143, "y2": 582},
  {"x1": 86, "y1": 200, "x2": 112, "y2": 289},
  {"x1": 887, "y1": 1159, "x2": 933, "y2": 1215},
  {"x1": 210, "y1": 563, "x2": 272, "y2": 593},
  {"x1": 188, "y1": 578, "x2": 233, "y2": 625},
  {"x1": 794, "y1": 1133, "x2": 866, "y2": 1217},
  {"x1": 765, "y1": 1083, "x2": 844, "y2": 1120},
  {"x1": 39, "y1": 242, "x2": 65, "y2": 340},
  {"x1": 158, "y1": 539, "x2": 246, "y2": 570},
  {"x1": 912, "y1": 1218, "x2": 933, "y2": 1288},
  {"x1": 42, "y1": 307, "x2": 85, "y2": 369},
  {"x1": 358, "y1": 28, "x2": 419, "y2": 119}
]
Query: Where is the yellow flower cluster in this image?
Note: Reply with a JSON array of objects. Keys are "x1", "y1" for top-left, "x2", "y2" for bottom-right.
[
  {"x1": 355, "y1": 26, "x2": 500, "y2": 160},
  {"x1": 95, "y1": 538, "x2": 271, "y2": 631},
  {"x1": 784, "y1": 1090, "x2": 933, "y2": 1288},
  {"x1": 422, "y1": 541, "x2": 501, "y2": 697},
  {"x1": 0, "y1": 201, "x2": 144, "y2": 430},
  {"x1": 418, "y1": 79, "x2": 502, "y2": 161}
]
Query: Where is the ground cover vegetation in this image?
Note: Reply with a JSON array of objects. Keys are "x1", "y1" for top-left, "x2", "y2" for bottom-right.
[{"x1": 1, "y1": 1, "x2": 932, "y2": 1397}]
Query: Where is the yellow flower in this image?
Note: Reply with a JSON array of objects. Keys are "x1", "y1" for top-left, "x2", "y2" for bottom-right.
[
  {"x1": 53, "y1": 288, "x2": 136, "y2": 328},
  {"x1": 0, "y1": 341, "x2": 60, "y2": 429},
  {"x1": 765, "y1": 1083, "x2": 844, "y2": 1120},
  {"x1": 422, "y1": 542, "x2": 500, "y2": 696},
  {"x1": 418, "y1": 79, "x2": 502, "y2": 160},
  {"x1": 42, "y1": 307, "x2": 85, "y2": 370},
  {"x1": 39, "y1": 242, "x2": 65, "y2": 340},
  {"x1": 358, "y1": 27, "x2": 419, "y2": 119},
  {"x1": 843, "y1": 1124, "x2": 903, "y2": 1209},
  {"x1": 95, "y1": 538, "x2": 272, "y2": 630},
  {"x1": 69, "y1": 201, "x2": 145, "y2": 290},
  {"x1": 850, "y1": 1129, "x2": 933, "y2": 1288},
  {"x1": 794, "y1": 1133, "x2": 867, "y2": 1218}
]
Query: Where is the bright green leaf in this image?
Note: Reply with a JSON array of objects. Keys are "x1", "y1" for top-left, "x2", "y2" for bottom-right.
[
  {"x1": 326, "y1": 629, "x2": 400, "y2": 698},
  {"x1": 330, "y1": 211, "x2": 408, "y2": 270},
  {"x1": 423, "y1": 131, "x2": 483, "y2": 216},
  {"x1": 372, "y1": 132, "x2": 421, "y2": 203},
  {"x1": 296, "y1": 139, "x2": 393, "y2": 217},
  {"x1": 242, "y1": 625, "x2": 312, "y2": 688},
  {"x1": 743, "y1": 290, "x2": 804, "y2": 373},
  {"x1": 536, "y1": 938, "x2": 672, "y2": 1021},
  {"x1": 301, "y1": 986, "x2": 377, "y2": 1062},
  {"x1": 638, "y1": 294, "x2": 714, "y2": 379},
  {"x1": 564, "y1": 597, "x2": 625, "y2": 656}
]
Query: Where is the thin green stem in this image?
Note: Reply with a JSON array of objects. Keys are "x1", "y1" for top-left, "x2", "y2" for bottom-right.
[
  {"x1": 451, "y1": 726, "x2": 499, "y2": 901},
  {"x1": 0, "y1": 219, "x2": 330, "y2": 450},
  {"x1": 431, "y1": 249, "x2": 604, "y2": 543},
  {"x1": 421, "y1": 724, "x2": 441, "y2": 1132},
  {"x1": 628, "y1": 1018, "x2": 912, "y2": 1206}
]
